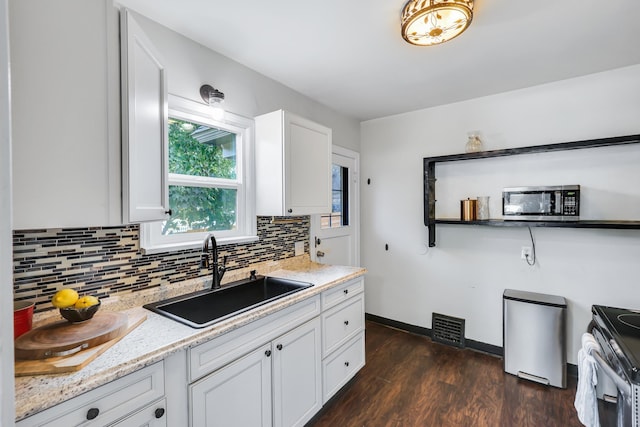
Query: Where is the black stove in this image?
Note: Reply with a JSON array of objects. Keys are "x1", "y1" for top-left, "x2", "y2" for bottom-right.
[{"x1": 592, "y1": 305, "x2": 640, "y2": 383}]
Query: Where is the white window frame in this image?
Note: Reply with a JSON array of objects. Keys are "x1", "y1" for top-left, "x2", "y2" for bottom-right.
[{"x1": 140, "y1": 94, "x2": 257, "y2": 254}]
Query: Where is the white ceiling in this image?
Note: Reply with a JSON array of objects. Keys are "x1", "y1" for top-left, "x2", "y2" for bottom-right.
[{"x1": 118, "y1": 0, "x2": 640, "y2": 121}]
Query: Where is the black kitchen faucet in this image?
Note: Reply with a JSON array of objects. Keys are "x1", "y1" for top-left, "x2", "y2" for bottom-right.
[{"x1": 200, "y1": 233, "x2": 227, "y2": 289}]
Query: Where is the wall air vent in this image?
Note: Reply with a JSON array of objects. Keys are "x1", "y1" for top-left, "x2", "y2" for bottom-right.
[{"x1": 432, "y1": 313, "x2": 465, "y2": 348}]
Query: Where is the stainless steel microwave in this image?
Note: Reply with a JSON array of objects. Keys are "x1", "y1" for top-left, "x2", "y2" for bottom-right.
[{"x1": 502, "y1": 185, "x2": 580, "y2": 221}]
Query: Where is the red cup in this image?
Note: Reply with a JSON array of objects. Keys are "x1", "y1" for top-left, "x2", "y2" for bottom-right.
[{"x1": 14, "y1": 301, "x2": 35, "y2": 339}]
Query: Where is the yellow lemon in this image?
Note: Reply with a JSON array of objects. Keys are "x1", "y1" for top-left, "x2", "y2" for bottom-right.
[
  {"x1": 51, "y1": 288, "x2": 79, "y2": 308},
  {"x1": 74, "y1": 295, "x2": 100, "y2": 309}
]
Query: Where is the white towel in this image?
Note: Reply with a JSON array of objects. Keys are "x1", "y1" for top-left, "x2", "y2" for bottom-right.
[{"x1": 574, "y1": 333, "x2": 600, "y2": 427}]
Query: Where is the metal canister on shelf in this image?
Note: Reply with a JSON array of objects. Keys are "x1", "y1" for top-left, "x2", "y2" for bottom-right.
[{"x1": 460, "y1": 198, "x2": 477, "y2": 221}]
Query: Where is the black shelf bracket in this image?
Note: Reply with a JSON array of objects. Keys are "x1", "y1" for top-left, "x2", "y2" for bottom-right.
[{"x1": 423, "y1": 133, "x2": 640, "y2": 247}]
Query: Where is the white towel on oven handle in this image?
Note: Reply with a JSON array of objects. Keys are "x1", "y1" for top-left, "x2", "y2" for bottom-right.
[{"x1": 574, "y1": 332, "x2": 600, "y2": 427}]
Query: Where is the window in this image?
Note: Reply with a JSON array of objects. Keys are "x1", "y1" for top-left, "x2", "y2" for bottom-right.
[
  {"x1": 321, "y1": 164, "x2": 349, "y2": 229},
  {"x1": 141, "y1": 95, "x2": 256, "y2": 253}
]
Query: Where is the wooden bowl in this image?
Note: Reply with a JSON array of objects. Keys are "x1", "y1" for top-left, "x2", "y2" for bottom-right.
[{"x1": 59, "y1": 302, "x2": 101, "y2": 323}]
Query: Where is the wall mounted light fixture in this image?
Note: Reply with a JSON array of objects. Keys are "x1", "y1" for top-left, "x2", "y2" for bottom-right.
[
  {"x1": 401, "y1": 0, "x2": 474, "y2": 46},
  {"x1": 200, "y1": 84, "x2": 225, "y2": 121}
]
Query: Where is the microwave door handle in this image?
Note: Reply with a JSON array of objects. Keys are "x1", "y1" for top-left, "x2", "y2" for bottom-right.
[{"x1": 592, "y1": 350, "x2": 631, "y2": 397}]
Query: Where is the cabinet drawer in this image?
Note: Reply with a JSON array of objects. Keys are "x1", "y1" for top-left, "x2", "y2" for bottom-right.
[
  {"x1": 321, "y1": 294, "x2": 364, "y2": 357},
  {"x1": 189, "y1": 296, "x2": 320, "y2": 382},
  {"x1": 111, "y1": 398, "x2": 167, "y2": 426},
  {"x1": 322, "y1": 331, "x2": 365, "y2": 403},
  {"x1": 321, "y1": 278, "x2": 364, "y2": 311},
  {"x1": 17, "y1": 361, "x2": 165, "y2": 427}
]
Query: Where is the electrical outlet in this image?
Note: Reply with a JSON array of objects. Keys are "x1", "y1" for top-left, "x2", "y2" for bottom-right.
[
  {"x1": 294, "y1": 241, "x2": 305, "y2": 256},
  {"x1": 521, "y1": 246, "x2": 532, "y2": 260}
]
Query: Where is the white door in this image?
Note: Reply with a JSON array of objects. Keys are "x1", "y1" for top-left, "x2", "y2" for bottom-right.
[{"x1": 310, "y1": 147, "x2": 360, "y2": 266}]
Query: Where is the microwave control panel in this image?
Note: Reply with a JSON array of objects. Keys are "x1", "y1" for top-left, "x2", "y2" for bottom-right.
[{"x1": 559, "y1": 189, "x2": 579, "y2": 216}]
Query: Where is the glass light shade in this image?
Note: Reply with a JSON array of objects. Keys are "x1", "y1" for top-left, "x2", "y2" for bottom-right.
[
  {"x1": 200, "y1": 84, "x2": 226, "y2": 121},
  {"x1": 401, "y1": 0, "x2": 473, "y2": 46},
  {"x1": 210, "y1": 98, "x2": 225, "y2": 121}
]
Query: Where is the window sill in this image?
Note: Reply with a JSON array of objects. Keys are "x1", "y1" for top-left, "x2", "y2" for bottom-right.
[{"x1": 141, "y1": 234, "x2": 259, "y2": 255}]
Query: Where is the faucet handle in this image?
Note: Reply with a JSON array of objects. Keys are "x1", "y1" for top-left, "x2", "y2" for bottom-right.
[{"x1": 249, "y1": 270, "x2": 257, "y2": 280}]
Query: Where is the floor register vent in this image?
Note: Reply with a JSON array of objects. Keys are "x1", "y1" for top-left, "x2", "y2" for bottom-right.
[{"x1": 432, "y1": 313, "x2": 465, "y2": 348}]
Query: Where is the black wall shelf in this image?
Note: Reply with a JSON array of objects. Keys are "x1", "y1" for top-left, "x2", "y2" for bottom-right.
[{"x1": 423, "y1": 134, "x2": 640, "y2": 247}]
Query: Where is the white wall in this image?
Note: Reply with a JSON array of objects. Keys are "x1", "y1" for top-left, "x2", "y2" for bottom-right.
[
  {"x1": 120, "y1": 9, "x2": 360, "y2": 153},
  {"x1": 361, "y1": 64, "x2": 640, "y2": 364}
]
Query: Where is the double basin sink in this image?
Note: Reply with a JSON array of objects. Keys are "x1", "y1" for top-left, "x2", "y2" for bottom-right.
[{"x1": 143, "y1": 275, "x2": 313, "y2": 328}]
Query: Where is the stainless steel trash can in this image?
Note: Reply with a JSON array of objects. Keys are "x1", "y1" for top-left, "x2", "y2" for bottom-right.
[{"x1": 503, "y1": 289, "x2": 567, "y2": 388}]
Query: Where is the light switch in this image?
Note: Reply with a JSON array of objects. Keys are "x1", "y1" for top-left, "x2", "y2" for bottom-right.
[{"x1": 294, "y1": 241, "x2": 304, "y2": 256}]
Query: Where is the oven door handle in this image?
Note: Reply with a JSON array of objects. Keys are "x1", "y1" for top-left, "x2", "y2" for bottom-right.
[{"x1": 592, "y1": 350, "x2": 631, "y2": 397}]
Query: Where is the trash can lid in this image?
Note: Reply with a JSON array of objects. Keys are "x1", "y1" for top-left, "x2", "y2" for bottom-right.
[{"x1": 503, "y1": 289, "x2": 567, "y2": 308}]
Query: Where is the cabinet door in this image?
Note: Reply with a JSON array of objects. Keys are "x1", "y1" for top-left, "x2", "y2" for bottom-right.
[
  {"x1": 190, "y1": 344, "x2": 272, "y2": 427},
  {"x1": 272, "y1": 317, "x2": 322, "y2": 427},
  {"x1": 285, "y1": 113, "x2": 332, "y2": 215},
  {"x1": 120, "y1": 8, "x2": 169, "y2": 223}
]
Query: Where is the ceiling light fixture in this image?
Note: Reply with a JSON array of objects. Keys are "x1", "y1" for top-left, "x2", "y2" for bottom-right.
[
  {"x1": 401, "y1": 0, "x2": 474, "y2": 46},
  {"x1": 200, "y1": 84, "x2": 225, "y2": 121}
]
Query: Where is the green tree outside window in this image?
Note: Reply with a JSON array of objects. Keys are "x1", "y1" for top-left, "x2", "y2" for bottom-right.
[{"x1": 163, "y1": 119, "x2": 238, "y2": 235}]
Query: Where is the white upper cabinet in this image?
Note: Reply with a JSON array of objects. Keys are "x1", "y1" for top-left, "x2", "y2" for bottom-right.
[
  {"x1": 10, "y1": 0, "x2": 122, "y2": 229},
  {"x1": 255, "y1": 110, "x2": 332, "y2": 216},
  {"x1": 120, "y1": 8, "x2": 170, "y2": 223}
]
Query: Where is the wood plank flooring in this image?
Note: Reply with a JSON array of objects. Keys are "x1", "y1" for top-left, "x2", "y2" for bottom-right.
[{"x1": 309, "y1": 320, "x2": 587, "y2": 427}]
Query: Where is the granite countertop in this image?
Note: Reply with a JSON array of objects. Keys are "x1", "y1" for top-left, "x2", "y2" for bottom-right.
[{"x1": 15, "y1": 256, "x2": 366, "y2": 421}]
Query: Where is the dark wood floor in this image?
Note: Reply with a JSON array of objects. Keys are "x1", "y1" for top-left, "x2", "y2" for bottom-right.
[{"x1": 309, "y1": 321, "x2": 588, "y2": 427}]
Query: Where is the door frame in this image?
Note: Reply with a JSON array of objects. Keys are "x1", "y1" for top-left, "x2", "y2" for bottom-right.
[{"x1": 310, "y1": 145, "x2": 360, "y2": 267}]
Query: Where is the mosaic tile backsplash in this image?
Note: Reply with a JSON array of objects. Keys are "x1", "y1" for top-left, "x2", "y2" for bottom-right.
[{"x1": 13, "y1": 217, "x2": 309, "y2": 313}]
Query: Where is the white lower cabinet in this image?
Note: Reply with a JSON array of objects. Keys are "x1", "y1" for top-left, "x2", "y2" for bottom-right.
[
  {"x1": 16, "y1": 361, "x2": 166, "y2": 427},
  {"x1": 187, "y1": 278, "x2": 366, "y2": 427},
  {"x1": 189, "y1": 317, "x2": 322, "y2": 427},
  {"x1": 18, "y1": 278, "x2": 366, "y2": 427}
]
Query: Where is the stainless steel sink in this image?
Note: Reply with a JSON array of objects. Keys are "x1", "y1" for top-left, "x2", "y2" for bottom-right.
[{"x1": 143, "y1": 275, "x2": 313, "y2": 328}]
